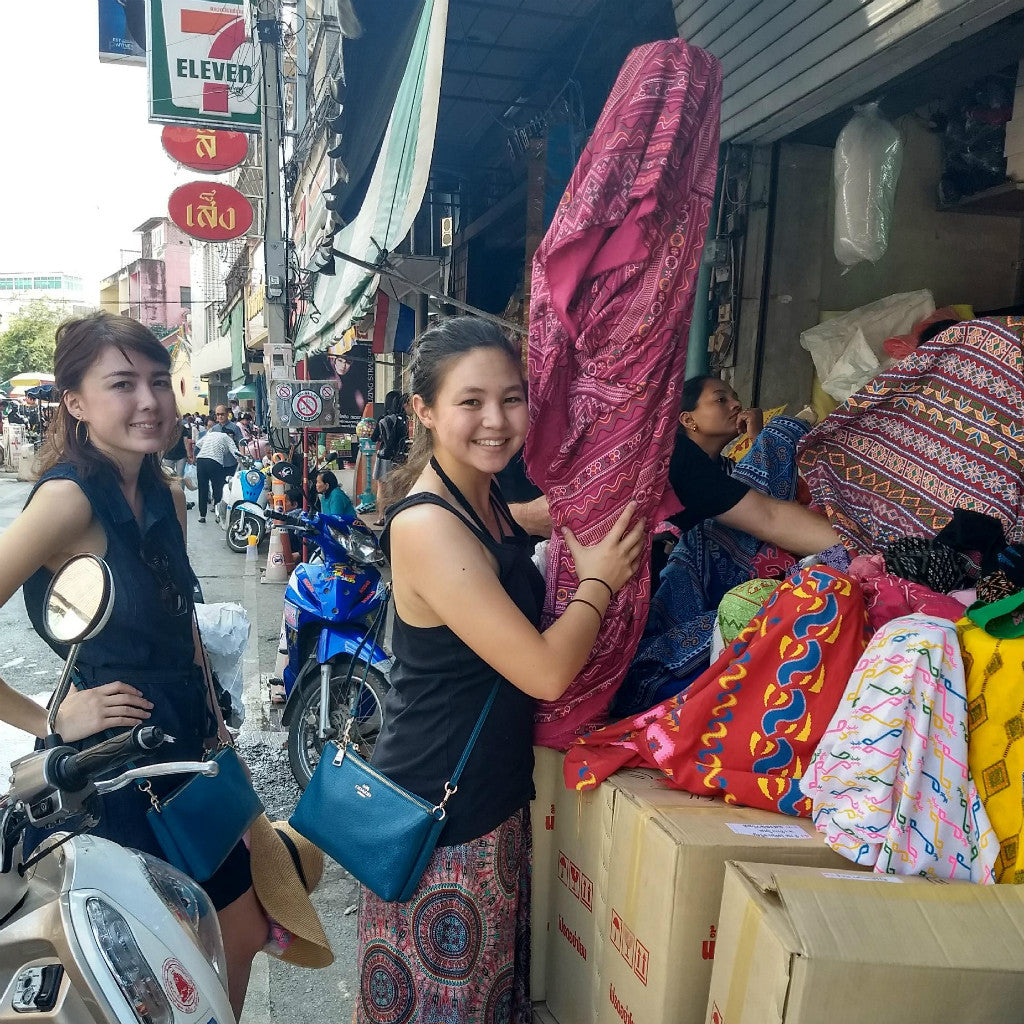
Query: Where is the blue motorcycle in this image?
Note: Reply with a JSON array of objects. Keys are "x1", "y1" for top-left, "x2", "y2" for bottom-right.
[{"x1": 268, "y1": 504, "x2": 391, "y2": 789}]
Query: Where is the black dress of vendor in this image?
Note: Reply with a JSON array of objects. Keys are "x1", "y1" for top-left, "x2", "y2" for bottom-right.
[{"x1": 666, "y1": 432, "x2": 749, "y2": 533}]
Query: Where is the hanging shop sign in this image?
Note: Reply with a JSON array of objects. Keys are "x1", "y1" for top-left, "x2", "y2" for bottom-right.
[
  {"x1": 98, "y1": 0, "x2": 146, "y2": 65},
  {"x1": 161, "y1": 126, "x2": 249, "y2": 172},
  {"x1": 168, "y1": 182, "x2": 254, "y2": 241},
  {"x1": 147, "y1": 0, "x2": 261, "y2": 131},
  {"x1": 272, "y1": 381, "x2": 340, "y2": 429},
  {"x1": 305, "y1": 343, "x2": 375, "y2": 432}
]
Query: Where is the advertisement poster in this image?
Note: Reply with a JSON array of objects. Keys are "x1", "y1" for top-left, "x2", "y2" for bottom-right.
[
  {"x1": 306, "y1": 344, "x2": 375, "y2": 431},
  {"x1": 147, "y1": 0, "x2": 261, "y2": 131},
  {"x1": 99, "y1": 0, "x2": 146, "y2": 65}
]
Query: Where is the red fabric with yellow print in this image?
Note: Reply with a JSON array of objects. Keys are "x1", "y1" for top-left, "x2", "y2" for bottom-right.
[{"x1": 562, "y1": 567, "x2": 869, "y2": 816}]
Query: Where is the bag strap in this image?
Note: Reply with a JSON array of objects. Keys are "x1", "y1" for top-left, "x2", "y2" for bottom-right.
[
  {"x1": 445, "y1": 680, "x2": 500, "y2": 791},
  {"x1": 192, "y1": 607, "x2": 232, "y2": 748}
]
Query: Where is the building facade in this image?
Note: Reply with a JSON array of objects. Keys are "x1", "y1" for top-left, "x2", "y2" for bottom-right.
[{"x1": 0, "y1": 272, "x2": 89, "y2": 329}]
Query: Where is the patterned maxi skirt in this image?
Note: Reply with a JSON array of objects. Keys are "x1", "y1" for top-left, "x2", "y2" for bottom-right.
[{"x1": 356, "y1": 808, "x2": 532, "y2": 1024}]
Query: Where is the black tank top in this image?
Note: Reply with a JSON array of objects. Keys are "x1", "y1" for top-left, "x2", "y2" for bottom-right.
[{"x1": 373, "y1": 460, "x2": 545, "y2": 845}]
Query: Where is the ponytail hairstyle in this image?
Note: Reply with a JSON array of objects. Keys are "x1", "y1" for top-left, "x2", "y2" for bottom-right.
[
  {"x1": 384, "y1": 317, "x2": 521, "y2": 503},
  {"x1": 38, "y1": 312, "x2": 177, "y2": 487}
]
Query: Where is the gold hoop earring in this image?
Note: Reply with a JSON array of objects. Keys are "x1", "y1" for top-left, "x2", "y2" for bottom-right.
[{"x1": 75, "y1": 418, "x2": 89, "y2": 446}]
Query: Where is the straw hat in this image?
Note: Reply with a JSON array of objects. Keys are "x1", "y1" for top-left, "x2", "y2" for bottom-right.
[{"x1": 249, "y1": 814, "x2": 334, "y2": 968}]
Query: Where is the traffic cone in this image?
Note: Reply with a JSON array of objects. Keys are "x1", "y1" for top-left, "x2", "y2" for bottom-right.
[{"x1": 262, "y1": 524, "x2": 296, "y2": 583}]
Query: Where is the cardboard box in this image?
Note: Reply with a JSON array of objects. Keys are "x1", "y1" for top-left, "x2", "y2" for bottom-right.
[
  {"x1": 707, "y1": 862, "x2": 1024, "y2": 1024},
  {"x1": 530, "y1": 746, "x2": 564, "y2": 1002},
  {"x1": 596, "y1": 772, "x2": 860, "y2": 1024},
  {"x1": 544, "y1": 771, "x2": 619, "y2": 1024}
]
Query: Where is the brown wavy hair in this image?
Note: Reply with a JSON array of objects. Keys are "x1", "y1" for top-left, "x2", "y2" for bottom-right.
[
  {"x1": 38, "y1": 312, "x2": 177, "y2": 487},
  {"x1": 383, "y1": 316, "x2": 522, "y2": 505}
]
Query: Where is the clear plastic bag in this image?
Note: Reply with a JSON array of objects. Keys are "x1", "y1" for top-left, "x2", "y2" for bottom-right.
[
  {"x1": 833, "y1": 102, "x2": 903, "y2": 267},
  {"x1": 195, "y1": 602, "x2": 250, "y2": 727},
  {"x1": 182, "y1": 462, "x2": 198, "y2": 491}
]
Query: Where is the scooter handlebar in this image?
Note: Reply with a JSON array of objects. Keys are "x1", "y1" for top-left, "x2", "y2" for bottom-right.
[{"x1": 49, "y1": 725, "x2": 168, "y2": 792}]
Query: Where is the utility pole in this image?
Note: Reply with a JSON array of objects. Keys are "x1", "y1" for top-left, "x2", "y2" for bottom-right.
[{"x1": 256, "y1": 0, "x2": 291, "y2": 387}]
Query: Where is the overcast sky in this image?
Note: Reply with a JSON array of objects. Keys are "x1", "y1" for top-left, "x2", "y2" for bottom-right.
[{"x1": 0, "y1": 1, "x2": 185, "y2": 301}]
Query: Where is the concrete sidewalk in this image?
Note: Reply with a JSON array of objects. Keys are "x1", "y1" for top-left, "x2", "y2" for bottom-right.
[{"x1": 222, "y1": 535, "x2": 361, "y2": 1024}]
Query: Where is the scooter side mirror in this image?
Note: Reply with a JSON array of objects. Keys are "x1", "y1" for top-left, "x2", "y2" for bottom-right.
[
  {"x1": 271, "y1": 462, "x2": 298, "y2": 484},
  {"x1": 43, "y1": 554, "x2": 115, "y2": 645},
  {"x1": 42, "y1": 555, "x2": 115, "y2": 740}
]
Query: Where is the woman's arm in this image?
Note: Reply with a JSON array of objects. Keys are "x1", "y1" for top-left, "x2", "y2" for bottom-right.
[
  {"x1": 390, "y1": 502, "x2": 643, "y2": 701},
  {"x1": 716, "y1": 490, "x2": 840, "y2": 556},
  {"x1": 0, "y1": 480, "x2": 152, "y2": 740}
]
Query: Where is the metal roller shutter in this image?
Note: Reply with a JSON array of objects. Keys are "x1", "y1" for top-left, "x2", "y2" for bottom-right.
[{"x1": 674, "y1": 0, "x2": 1024, "y2": 142}]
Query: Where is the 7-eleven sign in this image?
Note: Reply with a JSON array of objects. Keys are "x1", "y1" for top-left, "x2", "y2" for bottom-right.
[{"x1": 148, "y1": 0, "x2": 261, "y2": 132}]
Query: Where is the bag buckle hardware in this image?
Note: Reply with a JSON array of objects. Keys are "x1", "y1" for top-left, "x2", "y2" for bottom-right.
[
  {"x1": 138, "y1": 779, "x2": 161, "y2": 813},
  {"x1": 430, "y1": 778, "x2": 458, "y2": 819}
]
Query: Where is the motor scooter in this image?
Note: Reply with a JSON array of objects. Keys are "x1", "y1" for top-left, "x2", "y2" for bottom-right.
[
  {"x1": 267, "y1": 463, "x2": 391, "y2": 789},
  {"x1": 222, "y1": 456, "x2": 269, "y2": 552},
  {"x1": 0, "y1": 553, "x2": 233, "y2": 1023}
]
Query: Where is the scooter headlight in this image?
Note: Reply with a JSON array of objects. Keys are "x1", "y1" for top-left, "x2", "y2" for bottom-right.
[
  {"x1": 346, "y1": 527, "x2": 385, "y2": 566},
  {"x1": 135, "y1": 852, "x2": 227, "y2": 988},
  {"x1": 86, "y1": 897, "x2": 173, "y2": 1024}
]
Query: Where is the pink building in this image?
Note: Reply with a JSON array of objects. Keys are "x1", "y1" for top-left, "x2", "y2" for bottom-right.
[{"x1": 99, "y1": 217, "x2": 193, "y2": 334}]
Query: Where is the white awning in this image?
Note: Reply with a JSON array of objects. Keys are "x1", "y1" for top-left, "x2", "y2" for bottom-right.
[
  {"x1": 191, "y1": 335, "x2": 233, "y2": 376},
  {"x1": 295, "y1": 0, "x2": 448, "y2": 354}
]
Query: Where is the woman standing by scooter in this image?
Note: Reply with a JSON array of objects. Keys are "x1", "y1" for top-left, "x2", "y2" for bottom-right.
[{"x1": 0, "y1": 313, "x2": 265, "y2": 1017}]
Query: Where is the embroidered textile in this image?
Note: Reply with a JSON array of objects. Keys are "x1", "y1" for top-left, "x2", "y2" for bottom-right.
[
  {"x1": 801, "y1": 614, "x2": 996, "y2": 883},
  {"x1": 563, "y1": 568, "x2": 869, "y2": 816},
  {"x1": 615, "y1": 416, "x2": 806, "y2": 717},
  {"x1": 356, "y1": 808, "x2": 531, "y2": 1024},
  {"x1": 960, "y1": 620, "x2": 1024, "y2": 882},
  {"x1": 525, "y1": 40, "x2": 722, "y2": 747},
  {"x1": 798, "y1": 317, "x2": 1024, "y2": 554},
  {"x1": 717, "y1": 579, "x2": 783, "y2": 647},
  {"x1": 847, "y1": 555, "x2": 968, "y2": 632}
]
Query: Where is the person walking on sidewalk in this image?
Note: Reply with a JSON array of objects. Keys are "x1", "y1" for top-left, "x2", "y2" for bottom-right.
[
  {"x1": 357, "y1": 317, "x2": 643, "y2": 1023},
  {"x1": 0, "y1": 313, "x2": 266, "y2": 1016},
  {"x1": 194, "y1": 425, "x2": 239, "y2": 523}
]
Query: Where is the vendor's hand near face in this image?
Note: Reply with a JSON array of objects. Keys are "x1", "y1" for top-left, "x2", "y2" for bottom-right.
[
  {"x1": 735, "y1": 406, "x2": 764, "y2": 439},
  {"x1": 562, "y1": 501, "x2": 645, "y2": 596}
]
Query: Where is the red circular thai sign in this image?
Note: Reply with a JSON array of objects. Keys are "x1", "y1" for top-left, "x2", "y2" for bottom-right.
[
  {"x1": 161, "y1": 126, "x2": 249, "y2": 172},
  {"x1": 168, "y1": 181, "x2": 253, "y2": 241}
]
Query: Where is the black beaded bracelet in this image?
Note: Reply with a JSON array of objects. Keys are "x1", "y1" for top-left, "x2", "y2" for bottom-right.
[
  {"x1": 568, "y1": 597, "x2": 604, "y2": 623},
  {"x1": 578, "y1": 577, "x2": 613, "y2": 600}
]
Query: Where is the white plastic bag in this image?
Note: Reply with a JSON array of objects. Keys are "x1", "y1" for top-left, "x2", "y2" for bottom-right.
[
  {"x1": 183, "y1": 462, "x2": 198, "y2": 491},
  {"x1": 833, "y1": 102, "x2": 903, "y2": 267},
  {"x1": 800, "y1": 290, "x2": 934, "y2": 402},
  {"x1": 195, "y1": 602, "x2": 250, "y2": 727}
]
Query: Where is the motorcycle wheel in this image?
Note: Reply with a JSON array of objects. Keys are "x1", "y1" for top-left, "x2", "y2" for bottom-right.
[
  {"x1": 287, "y1": 657, "x2": 388, "y2": 790},
  {"x1": 226, "y1": 510, "x2": 264, "y2": 552}
]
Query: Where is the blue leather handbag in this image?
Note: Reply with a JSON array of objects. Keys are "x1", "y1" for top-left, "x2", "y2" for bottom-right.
[
  {"x1": 144, "y1": 744, "x2": 263, "y2": 882},
  {"x1": 291, "y1": 681, "x2": 499, "y2": 903}
]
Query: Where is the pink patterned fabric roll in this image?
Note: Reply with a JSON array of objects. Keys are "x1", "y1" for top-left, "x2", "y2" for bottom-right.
[{"x1": 525, "y1": 39, "x2": 722, "y2": 748}]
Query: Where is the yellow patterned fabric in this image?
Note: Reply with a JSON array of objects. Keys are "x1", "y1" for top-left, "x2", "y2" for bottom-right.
[{"x1": 960, "y1": 618, "x2": 1024, "y2": 882}]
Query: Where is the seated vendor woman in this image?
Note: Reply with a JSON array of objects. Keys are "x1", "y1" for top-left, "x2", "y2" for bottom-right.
[
  {"x1": 615, "y1": 376, "x2": 842, "y2": 717},
  {"x1": 667, "y1": 376, "x2": 838, "y2": 553}
]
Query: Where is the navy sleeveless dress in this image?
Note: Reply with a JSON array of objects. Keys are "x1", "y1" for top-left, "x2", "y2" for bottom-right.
[{"x1": 22, "y1": 462, "x2": 251, "y2": 909}]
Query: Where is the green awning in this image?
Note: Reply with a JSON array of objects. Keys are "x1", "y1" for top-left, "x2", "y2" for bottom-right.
[
  {"x1": 228, "y1": 383, "x2": 257, "y2": 400},
  {"x1": 294, "y1": 0, "x2": 448, "y2": 355}
]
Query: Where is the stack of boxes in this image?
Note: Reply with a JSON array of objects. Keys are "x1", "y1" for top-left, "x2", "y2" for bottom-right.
[{"x1": 530, "y1": 749, "x2": 1024, "y2": 1024}]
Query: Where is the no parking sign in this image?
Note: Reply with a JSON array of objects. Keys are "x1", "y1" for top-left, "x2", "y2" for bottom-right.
[{"x1": 272, "y1": 381, "x2": 339, "y2": 428}]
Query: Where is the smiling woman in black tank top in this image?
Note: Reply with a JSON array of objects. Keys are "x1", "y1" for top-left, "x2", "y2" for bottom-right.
[{"x1": 354, "y1": 317, "x2": 645, "y2": 1024}]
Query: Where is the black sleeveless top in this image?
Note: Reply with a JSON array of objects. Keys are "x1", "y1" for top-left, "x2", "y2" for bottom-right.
[{"x1": 374, "y1": 461, "x2": 545, "y2": 846}]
